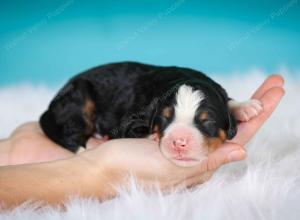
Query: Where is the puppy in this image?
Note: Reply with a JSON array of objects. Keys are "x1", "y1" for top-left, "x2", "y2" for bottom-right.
[{"x1": 40, "y1": 62, "x2": 263, "y2": 167}]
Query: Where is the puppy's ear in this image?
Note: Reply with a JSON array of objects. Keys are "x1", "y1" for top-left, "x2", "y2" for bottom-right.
[{"x1": 226, "y1": 113, "x2": 237, "y2": 139}]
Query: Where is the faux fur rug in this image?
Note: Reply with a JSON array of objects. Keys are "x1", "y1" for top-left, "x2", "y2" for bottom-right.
[{"x1": 0, "y1": 69, "x2": 300, "y2": 220}]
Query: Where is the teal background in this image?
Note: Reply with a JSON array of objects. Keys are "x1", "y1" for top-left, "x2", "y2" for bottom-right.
[{"x1": 0, "y1": 0, "x2": 299, "y2": 85}]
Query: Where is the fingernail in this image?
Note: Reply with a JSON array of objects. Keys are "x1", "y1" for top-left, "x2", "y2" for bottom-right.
[{"x1": 228, "y1": 150, "x2": 246, "y2": 162}]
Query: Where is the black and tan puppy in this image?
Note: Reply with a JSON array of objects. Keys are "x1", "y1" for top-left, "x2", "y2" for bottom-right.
[{"x1": 40, "y1": 62, "x2": 262, "y2": 167}]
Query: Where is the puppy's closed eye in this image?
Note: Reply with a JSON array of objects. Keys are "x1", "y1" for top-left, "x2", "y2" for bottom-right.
[
  {"x1": 201, "y1": 119, "x2": 217, "y2": 136},
  {"x1": 197, "y1": 112, "x2": 218, "y2": 137},
  {"x1": 156, "y1": 115, "x2": 169, "y2": 131}
]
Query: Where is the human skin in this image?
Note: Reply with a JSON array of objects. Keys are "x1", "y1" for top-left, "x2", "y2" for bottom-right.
[{"x1": 0, "y1": 75, "x2": 284, "y2": 209}]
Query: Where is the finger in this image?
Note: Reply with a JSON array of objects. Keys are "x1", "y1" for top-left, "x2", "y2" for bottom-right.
[
  {"x1": 206, "y1": 142, "x2": 246, "y2": 171},
  {"x1": 251, "y1": 74, "x2": 284, "y2": 100},
  {"x1": 180, "y1": 143, "x2": 245, "y2": 177},
  {"x1": 233, "y1": 87, "x2": 285, "y2": 146}
]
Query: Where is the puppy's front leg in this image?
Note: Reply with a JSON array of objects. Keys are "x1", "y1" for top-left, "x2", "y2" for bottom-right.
[{"x1": 228, "y1": 99, "x2": 263, "y2": 122}]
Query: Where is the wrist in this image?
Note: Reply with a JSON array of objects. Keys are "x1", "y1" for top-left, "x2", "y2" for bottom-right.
[
  {"x1": 0, "y1": 150, "x2": 120, "y2": 208},
  {"x1": 73, "y1": 146, "x2": 120, "y2": 200}
]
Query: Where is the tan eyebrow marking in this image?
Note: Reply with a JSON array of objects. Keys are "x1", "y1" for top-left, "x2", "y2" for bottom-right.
[
  {"x1": 162, "y1": 106, "x2": 173, "y2": 118},
  {"x1": 199, "y1": 112, "x2": 208, "y2": 121}
]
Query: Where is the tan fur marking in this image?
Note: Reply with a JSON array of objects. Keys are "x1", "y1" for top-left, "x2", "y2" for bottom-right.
[
  {"x1": 162, "y1": 107, "x2": 173, "y2": 118},
  {"x1": 152, "y1": 124, "x2": 161, "y2": 139},
  {"x1": 83, "y1": 100, "x2": 95, "y2": 117},
  {"x1": 199, "y1": 112, "x2": 208, "y2": 121},
  {"x1": 83, "y1": 99, "x2": 95, "y2": 133},
  {"x1": 218, "y1": 129, "x2": 227, "y2": 141},
  {"x1": 206, "y1": 137, "x2": 223, "y2": 153},
  {"x1": 152, "y1": 124, "x2": 161, "y2": 138},
  {"x1": 153, "y1": 124, "x2": 159, "y2": 132},
  {"x1": 204, "y1": 132, "x2": 227, "y2": 153},
  {"x1": 203, "y1": 130, "x2": 227, "y2": 153}
]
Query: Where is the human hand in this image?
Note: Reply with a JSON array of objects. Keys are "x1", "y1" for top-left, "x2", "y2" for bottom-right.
[
  {"x1": 82, "y1": 75, "x2": 285, "y2": 192},
  {"x1": 0, "y1": 75, "x2": 285, "y2": 208},
  {"x1": 0, "y1": 122, "x2": 74, "y2": 166},
  {"x1": 199, "y1": 75, "x2": 285, "y2": 173}
]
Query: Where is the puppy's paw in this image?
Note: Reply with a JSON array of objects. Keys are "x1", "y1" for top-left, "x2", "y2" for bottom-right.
[
  {"x1": 229, "y1": 99, "x2": 263, "y2": 122},
  {"x1": 77, "y1": 146, "x2": 86, "y2": 154},
  {"x1": 148, "y1": 133, "x2": 160, "y2": 142}
]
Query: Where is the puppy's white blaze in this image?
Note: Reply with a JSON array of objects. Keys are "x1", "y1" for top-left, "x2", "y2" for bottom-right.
[
  {"x1": 174, "y1": 85, "x2": 204, "y2": 124},
  {"x1": 160, "y1": 85, "x2": 207, "y2": 166}
]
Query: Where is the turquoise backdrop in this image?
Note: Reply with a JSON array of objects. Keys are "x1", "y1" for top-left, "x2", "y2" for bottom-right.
[{"x1": 0, "y1": 0, "x2": 299, "y2": 85}]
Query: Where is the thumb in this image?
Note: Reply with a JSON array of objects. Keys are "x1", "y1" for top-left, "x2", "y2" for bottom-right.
[{"x1": 206, "y1": 142, "x2": 246, "y2": 171}]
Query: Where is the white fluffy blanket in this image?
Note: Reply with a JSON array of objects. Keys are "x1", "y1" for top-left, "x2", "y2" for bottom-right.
[{"x1": 0, "y1": 70, "x2": 300, "y2": 220}]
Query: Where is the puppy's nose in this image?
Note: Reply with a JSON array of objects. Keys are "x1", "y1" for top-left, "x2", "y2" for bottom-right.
[{"x1": 172, "y1": 138, "x2": 188, "y2": 150}]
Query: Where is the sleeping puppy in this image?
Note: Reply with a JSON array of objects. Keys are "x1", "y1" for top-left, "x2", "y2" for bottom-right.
[{"x1": 40, "y1": 62, "x2": 263, "y2": 167}]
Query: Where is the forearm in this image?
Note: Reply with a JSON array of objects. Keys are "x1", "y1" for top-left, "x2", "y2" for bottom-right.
[{"x1": 0, "y1": 155, "x2": 116, "y2": 209}]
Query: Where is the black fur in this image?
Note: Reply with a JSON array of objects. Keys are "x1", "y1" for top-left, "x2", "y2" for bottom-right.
[{"x1": 40, "y1": 61, "x2": 237, "y2": 152}]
